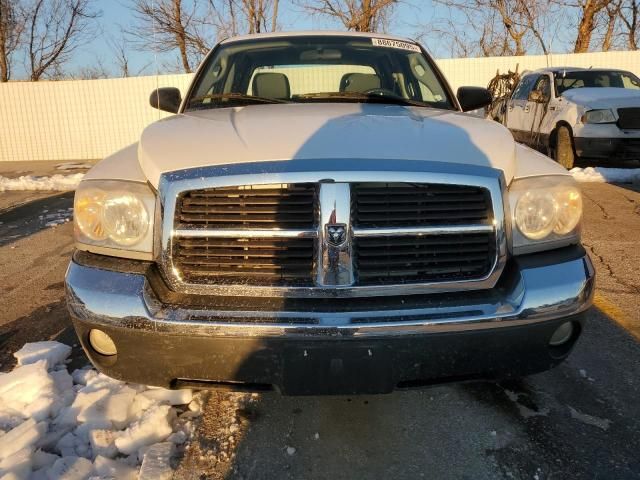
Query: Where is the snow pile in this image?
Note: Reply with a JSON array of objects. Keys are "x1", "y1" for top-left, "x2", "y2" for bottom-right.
[
  {"x1": 0, "y1": 174, "x2": 84, "y2": 192},
  {"x1": 0, "y1": 341, "x2": 200, "y2": 479},
  {"x1": 570, "y1": 166, "x2": 640, "y2": 184}
]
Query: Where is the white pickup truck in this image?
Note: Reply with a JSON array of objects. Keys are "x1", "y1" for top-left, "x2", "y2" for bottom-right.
[
  {"x1": 503, "y1": 67, "x2": 640, "y2": 168},
  {"x1": 65, "y1": 32, "x2": 594, "y2": 395}
]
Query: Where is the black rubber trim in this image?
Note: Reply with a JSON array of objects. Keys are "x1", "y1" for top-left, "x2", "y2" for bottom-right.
[
  {"x1": 72, "y1": 313, "x2": 586, "y2": 395},
  {"x1": 513, "y1": 244, "x2": 586, "y2": 270}
]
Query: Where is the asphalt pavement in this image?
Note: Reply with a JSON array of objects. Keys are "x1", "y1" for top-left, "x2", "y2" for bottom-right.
[{"x1": 0, "y1": 181, "x2": 638, "y2": 480}]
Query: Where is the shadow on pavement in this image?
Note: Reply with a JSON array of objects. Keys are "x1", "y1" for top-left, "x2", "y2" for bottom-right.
[{"x1": 0, "y1": 191, "x2": 74, "y2": 247}]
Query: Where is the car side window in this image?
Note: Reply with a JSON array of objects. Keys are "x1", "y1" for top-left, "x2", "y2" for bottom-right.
[
  {"x1": 512, "y1": 75, "x2": 537, "y2": 100},
  {"x1": 622, "y1": 73, "x2": 640, "y2": 89},
  {"x1": 532, "y1": 75, "x2": 551, "y2": 100}
]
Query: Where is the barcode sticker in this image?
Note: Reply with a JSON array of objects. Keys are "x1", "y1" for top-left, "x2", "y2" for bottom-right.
[{"x1": 371, "y1": 38, "x2": 421, "y2": 52}]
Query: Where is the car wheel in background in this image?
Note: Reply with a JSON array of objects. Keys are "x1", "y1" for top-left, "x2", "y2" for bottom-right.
[{"x1": 554, "y1": 126, "x2": 576, "y2": 170}]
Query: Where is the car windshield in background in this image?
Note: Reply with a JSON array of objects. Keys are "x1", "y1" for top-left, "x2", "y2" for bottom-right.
[
  {"x1": 186, "y1": 36, "x2": 454, "y2": 110},
  {"x1": 555, "y1": 70, "x2": 640, "y2": 95}
]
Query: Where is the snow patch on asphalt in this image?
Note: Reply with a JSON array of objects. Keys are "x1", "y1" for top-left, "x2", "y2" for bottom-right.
[
  {"x1": 568, "y1": 406, "x2": 611, "y2": 431},
  {"x1": 0, "y1": 174, "x2": 84, "y2": 192},
  {"x1": 0, "y1": 341, "x2": 200, "y2": 479},
  {"x1": 570, "y1": 167, "x2": 640, "y2": 183}
]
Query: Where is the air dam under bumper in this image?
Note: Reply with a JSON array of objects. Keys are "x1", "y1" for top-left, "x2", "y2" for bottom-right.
[{"x1": 65, "y1": 248, "x2": 594, "y2": 395}]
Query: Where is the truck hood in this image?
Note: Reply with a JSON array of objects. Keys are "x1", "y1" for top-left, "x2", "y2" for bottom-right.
[
  {"x1": 561, "y1": 87, "x2": 640, "y2": 109},
  {"x1": 138, "y1": 103, "x2": 517, "y2": 187}
]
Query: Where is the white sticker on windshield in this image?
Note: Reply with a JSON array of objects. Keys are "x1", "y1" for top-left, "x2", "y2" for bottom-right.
[{"x1": 371, "y1": 38, "x2": 421, "y2": 52}]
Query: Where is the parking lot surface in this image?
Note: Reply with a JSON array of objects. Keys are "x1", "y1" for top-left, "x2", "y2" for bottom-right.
[{"x1": 0, "y1": 181, "x2": 639, "y2": 479}]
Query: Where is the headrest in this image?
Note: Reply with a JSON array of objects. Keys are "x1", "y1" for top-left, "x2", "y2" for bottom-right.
[
  {"x1": 252, "y1": 73, "x2": 291, "y2": 100},
  {"x1": 340, "y1": 73, "x2": 381, "y2": 93}
]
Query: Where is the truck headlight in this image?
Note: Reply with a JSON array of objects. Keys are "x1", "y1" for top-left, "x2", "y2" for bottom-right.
[
  {"x1": 509, "y1": 176, "x2": 582, "y2": 255},
  {"x1": 581, "y1": 109, "x2": 616, "y2": 124},
  {"x1": 74, "y1": 181, "x2": 156, "y2": 259}
]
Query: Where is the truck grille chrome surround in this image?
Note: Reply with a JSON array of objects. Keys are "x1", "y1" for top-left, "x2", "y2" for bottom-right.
[{"x1": 158, "y1": 160, "x2": 509, "y2": 298}]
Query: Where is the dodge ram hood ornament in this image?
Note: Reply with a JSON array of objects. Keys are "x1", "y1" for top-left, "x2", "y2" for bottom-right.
[{"x1": 326, "y1": 224, "x2": 347, "y2": 246}]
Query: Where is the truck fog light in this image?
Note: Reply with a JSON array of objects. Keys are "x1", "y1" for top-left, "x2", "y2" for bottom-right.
[
  {"x1": 549, "y1": 322, "x2": 574, "y2": 346},
  {"x1": 89, "y1": 329, "x2": 117, "y2": 356}
]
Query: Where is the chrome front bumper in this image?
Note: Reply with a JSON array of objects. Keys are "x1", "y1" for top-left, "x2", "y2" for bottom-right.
[
  {"x1": 66, "y1": 248, "x2": 594, "y2": 338},
  {"x1": 65, "y1": 248, "x2": 594, "y2": 393}
]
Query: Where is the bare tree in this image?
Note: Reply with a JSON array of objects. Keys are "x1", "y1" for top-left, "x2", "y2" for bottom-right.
[
  {"x1": 571, "y1": 0, "x2": 613, "y2": 52},
  {"x1": 76, "y1": 58, "x2": 109, "y2": 79},
  {"x1": 431, "y1": 0, "x2": 551, "y2": 57},
  {"x1": 25, "y1": 0, "x2": 99, "y2": 81},
  {"x1": 601, "y1": 0, "x2": 621, "y2": 50},
  {"x1": 127, "y1": 0, "x2": 280, "y2": 74},
  {"x1": 619, "y1": 0, "x2": 639, "y2": 49},
  {"x1": 0, "y1": 0, "x2": 25, "y2": 81},
  {"x1": 128, "y1": 0, "x2": 213, "y2": 73},
  {"x1": 207, "y1": 0, "x2": 280, "y2": 35},
  {"x1": 108, "y1": 33, "x2": 130, "y2": 78},
  {"x1": 300, "y1": 0, "x2": 398, "y2": 32}
]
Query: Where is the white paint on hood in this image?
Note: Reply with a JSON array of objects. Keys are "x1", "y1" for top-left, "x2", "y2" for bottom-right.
[
  {"x1": 137, "y1": 103, "x2": 517, "y2": 188},
  {"x1": 561, "y1": 87, "x2": 640, "y2": 109}
]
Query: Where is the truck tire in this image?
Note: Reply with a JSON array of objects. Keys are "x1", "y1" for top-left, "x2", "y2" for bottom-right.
[{"x1": 554, "y1": 126, "x2": 575, "y2": 170}]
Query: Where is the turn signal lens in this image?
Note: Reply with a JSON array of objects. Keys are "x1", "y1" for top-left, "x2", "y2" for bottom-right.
[
  {"x1": 553, "y1": 188, "x2": 583, "y2": 235},
  {"x1": 75, "y1": 188, "x2": 108, "y2": 241}
]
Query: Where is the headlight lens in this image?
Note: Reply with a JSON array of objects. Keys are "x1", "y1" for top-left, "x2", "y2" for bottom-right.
[
  {"x1": 74, "y1": 181, "x2": 156, "y2": 258},
  {"x1": 509, "y1": 176, "x2": 582, "y2": 254},
  {"x1": 514, "y1": 190, "x2": 557, "y2": 240},
  {"x1": 582, "y1": 109, "x2": 616, "y2": 124},
  {"x1": 102, "y1": 192, "x2": 149, "y2": 246}
]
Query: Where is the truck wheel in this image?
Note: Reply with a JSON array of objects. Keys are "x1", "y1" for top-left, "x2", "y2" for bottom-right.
[{"x1": 554, "y1": 126, "x2": 575, "y2": 170}]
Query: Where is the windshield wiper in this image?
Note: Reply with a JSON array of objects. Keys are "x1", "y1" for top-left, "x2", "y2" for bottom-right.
[
  {"x1": 187, "y1": 93, "x2": 289, "y2": 109},
  {"x1": 296, "y1": 91, "x2": 429, "y2": 107}
]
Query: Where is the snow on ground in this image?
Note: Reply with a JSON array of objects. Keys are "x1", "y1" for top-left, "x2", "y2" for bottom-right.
[
  {"x1": 0, "y1": 341, "x2": 201, "y2": 479},
  {"x1": 40, "y1": 207, "x2": 74, "y2": 228},
  {"x1": 570, "y1": 167, "x2": 640, "y2": 184},
  {"x1": 55, "y1": 163, "x2": 93, "y2": 171},
  {"x1": 0, "y1": 174, "x2": 84, "y2": 192}
]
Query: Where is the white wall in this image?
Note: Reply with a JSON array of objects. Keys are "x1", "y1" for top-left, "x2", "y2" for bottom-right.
[
  {"x1": 2, "y1": 50, "x2": 640, "y2": 162},
  {"x1": 438, "y1": 50, "x2": 640, "y2": 92}
]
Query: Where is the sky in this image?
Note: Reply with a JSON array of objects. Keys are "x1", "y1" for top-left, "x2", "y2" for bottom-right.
[
  {"x1": 72, "y1": 1, "x2": 424, "y2": 77},
  {"x1": 21, "y1": 0, "x2": 581, "y2": 79}
]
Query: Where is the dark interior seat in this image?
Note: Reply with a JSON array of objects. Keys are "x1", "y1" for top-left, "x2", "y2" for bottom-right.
[
  {"x1": 340, "y1": 73, "x2": 381, "y2": 93},
  {"x1": 252, "y1": 73, "x2": 291, "y2": 100}
]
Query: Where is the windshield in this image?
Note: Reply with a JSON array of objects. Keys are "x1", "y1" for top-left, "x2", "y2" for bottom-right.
[
  {"x1": 555, "y1": 70, "x2": 640, "y2": 96},
  {"x1": 185, "y1": 36, "x2": 454, "y2": 111}
]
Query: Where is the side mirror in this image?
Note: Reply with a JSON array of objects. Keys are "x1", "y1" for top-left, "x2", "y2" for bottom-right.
[
  {"x1": 150, "y1": 87, "x2": 182, "y2": 113},
  {"x1": 457, "y1": 86, "x2": 492, "y2": 112},
  {"x1": 528, "y1": 90, "x2": 547, "y2": 103}
]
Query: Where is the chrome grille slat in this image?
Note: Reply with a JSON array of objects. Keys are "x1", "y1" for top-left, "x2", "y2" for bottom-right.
[
  {"x1": 178, "y1": 184, "x2": 317, "y2": 229},
  {"x1": 352, "y1": 182, "x2": 491, "y2": 227},
  {"x1": 351, "y1": 183, "x2": 495, "y2": 286},
  {"x1": 174, "y1": 236, "x2": 315, "y2": 286}
]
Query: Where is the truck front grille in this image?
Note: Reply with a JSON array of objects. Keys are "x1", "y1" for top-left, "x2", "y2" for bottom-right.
[
  {"x1": 174, "y1": 236, "x2": 315, "y2": 286},
  {"x1": 167, "y1": 176, "x2": 501, "y2": 296},
  {"x1": 617, "y1": 108, "x2": 640, "y2": 130}
]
